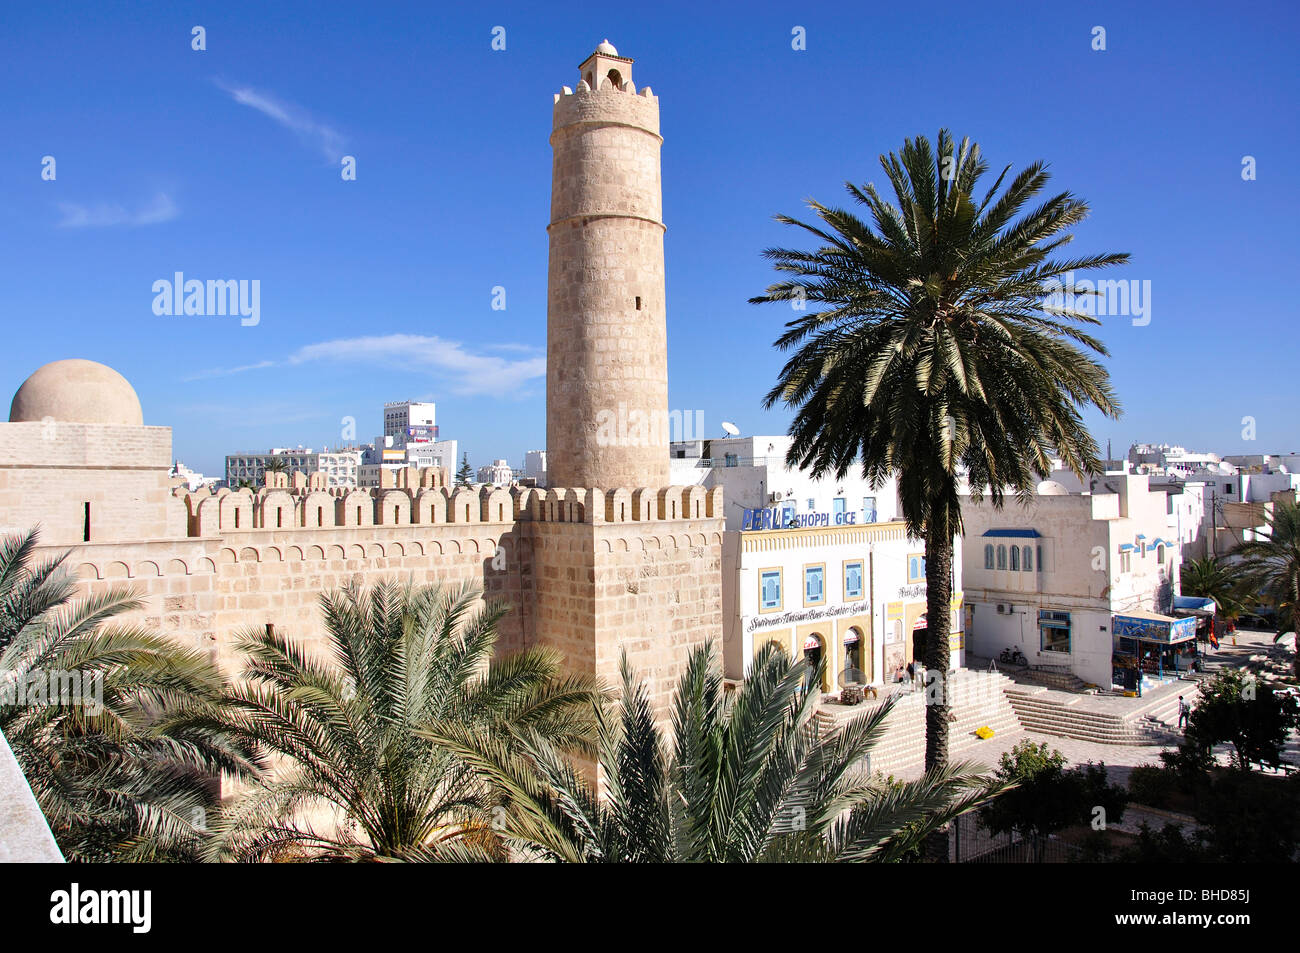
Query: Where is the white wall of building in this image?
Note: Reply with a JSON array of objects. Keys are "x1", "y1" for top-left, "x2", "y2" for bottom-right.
[
  {"x1": 726, "y1": 520, "x2": 963, "y2": 693},
  {"x1": 961, "y1": 474, "x2": 1180, "y2": 688},
  {"x1": 524, "y1": 450, "x2": 547, "y2": 487},
  {"x1": 670, "y1": 435, "x2": 902, "y2": 531}
]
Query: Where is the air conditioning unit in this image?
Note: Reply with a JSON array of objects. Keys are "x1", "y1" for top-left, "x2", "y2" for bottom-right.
[
  {"x1": 996, "y1": 604, "x2": 1008, "y2": 614},
  {"x1": 768, "y1": 492, "x2": 780, "y2": 503}
]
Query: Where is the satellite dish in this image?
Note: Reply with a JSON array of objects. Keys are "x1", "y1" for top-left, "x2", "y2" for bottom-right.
[{"x1": 721, "y1": 421, "x2": 740, "y2": 436}]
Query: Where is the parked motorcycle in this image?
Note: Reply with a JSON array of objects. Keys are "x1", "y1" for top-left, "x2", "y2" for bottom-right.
[{"x1": 999, "y1": 646, "x2": 1029, "y2": 667}]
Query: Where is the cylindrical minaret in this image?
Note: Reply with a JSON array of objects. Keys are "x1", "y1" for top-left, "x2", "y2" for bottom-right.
[{"x1": 546, "y1": 40, "x2": 670, "y2": 490}]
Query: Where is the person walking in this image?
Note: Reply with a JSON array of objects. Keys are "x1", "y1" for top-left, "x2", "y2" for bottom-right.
[{"x1": 1178, "y1": 695, "x2": 1191, "y2": 730}]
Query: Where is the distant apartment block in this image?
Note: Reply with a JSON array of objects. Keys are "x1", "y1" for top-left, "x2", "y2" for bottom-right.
[{"x1": 225, "y1": 449, "x2": 361, "y2": 488}]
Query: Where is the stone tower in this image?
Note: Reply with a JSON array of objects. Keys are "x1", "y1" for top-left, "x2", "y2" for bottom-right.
[{"x1": 546, "y1": 40, "x2": 670, "y2": 490}]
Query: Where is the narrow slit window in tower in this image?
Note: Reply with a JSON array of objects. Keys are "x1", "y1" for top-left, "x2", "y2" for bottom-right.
[
  {"x1": 83, "y1": 502, "x2": 90, "y2": 542},
  {"x1": 635, "y1": 296, "x2": 641, "y2": 310}
]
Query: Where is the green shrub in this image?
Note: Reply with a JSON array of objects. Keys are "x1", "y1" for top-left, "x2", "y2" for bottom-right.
[{"x1": 1127, "y1": 764, "x2": 1178, "y2": 808}]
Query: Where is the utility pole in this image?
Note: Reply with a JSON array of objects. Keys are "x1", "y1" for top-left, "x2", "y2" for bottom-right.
[{"x1": 1210, "y1": 487, "x2": 1217, "y2": 560}]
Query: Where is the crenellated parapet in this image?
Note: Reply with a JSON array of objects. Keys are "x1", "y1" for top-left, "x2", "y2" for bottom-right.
[
  {"x1": 183, "y1": 469, "x2": 512, "y2": 536},
  {"x1": 512, "y1": 485, "x2": 722, "y2": 524}
]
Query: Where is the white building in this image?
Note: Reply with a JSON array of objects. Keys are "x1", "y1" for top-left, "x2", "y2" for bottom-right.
[
  {"x1": 225, "y1": 448, "x2": 361, "y2": 488},
  {"x1": 170, "y1": 460, "x2": 219, "y2": 492},
  {"x1": 724, "y1": 513, "x2": 963, "y2": 695},
  {"x1": 961, "y1": 473, "x2": 1188, "y2": 691},
  {"x1": 524, "y1": 450, "x2": 547, "y2": 487},
  {"x1": 670, "y1": 435, "x2": 899, "y2": 531},
  {"x1": 358, "y1": 438, "x2": 457, "y2": 488},
  {"x1": 362, "y1": 400, "x2": 456, "y2": 486},
  {"x1": 384, "y1": 400, "x2": 438, "y2": 442},
  {"x1": 477, "y1": 459, "x2": 514, "y2": 486},
  {"x1": 685, "y1": 435, "x2": 962, "y2": 693}
]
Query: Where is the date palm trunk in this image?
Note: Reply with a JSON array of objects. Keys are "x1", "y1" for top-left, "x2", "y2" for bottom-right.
[{"x1": 921, "y1": 506, "x2": 955, "y2": 861}]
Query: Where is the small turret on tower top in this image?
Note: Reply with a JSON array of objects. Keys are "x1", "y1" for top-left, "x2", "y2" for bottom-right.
[{"x1": 579, "y1": 39, "x2": 633, "y2": 91}]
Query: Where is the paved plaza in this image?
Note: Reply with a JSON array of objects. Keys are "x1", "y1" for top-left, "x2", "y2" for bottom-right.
[{"x1": 886, "y1": 628, "x2": 1299, "y2": 784}]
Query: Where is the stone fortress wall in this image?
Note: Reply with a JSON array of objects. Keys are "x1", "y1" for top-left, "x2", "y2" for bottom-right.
[
  {"x1": 7, "y1": 440, "x2": 724, "y2": 701},
  {"x1": 3, "y1": 41, "x2": 726, "y2": 717}
]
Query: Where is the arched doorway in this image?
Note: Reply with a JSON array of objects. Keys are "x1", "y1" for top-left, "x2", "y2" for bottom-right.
[
  {"x1": 842, "y1": 627, "x2": 865, "y2": 686},
  {"x1": 607, "y1": 68, "x2": 623, "y2": 89},
  {"x1": 803, "y1": 633, "x2": 827, "y2": 693},
  {"x1": 911, "y1": 614, "x2": 928, "y2": 666}
]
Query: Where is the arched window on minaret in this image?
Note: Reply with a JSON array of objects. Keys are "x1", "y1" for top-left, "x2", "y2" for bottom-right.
[
  {"x1": 584, "y1": 71, "x2": 593, "y2": 88},
  {"x1": 607, "y1": 68, "x2": 622, "y2": 89}
]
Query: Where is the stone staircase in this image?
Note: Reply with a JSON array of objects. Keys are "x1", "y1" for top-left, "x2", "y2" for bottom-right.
[
  {"x1": 819, "y1": 669, "x2": 1023, "y2": 777},
  {"x1": 1003, "y1": 685, "x2": 1188, "y2": 745},
  {"x1": 1007, "y1": 666, "x2": 1092, "y2": 692}
]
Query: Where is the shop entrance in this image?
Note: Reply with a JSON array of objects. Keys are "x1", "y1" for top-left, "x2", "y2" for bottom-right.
[
  {"x1": 803, "y1": 634, "x2": 826, "y2": 693},
  {"x1": 910, "y1": 615, "x2": 928, "y2": 667}
]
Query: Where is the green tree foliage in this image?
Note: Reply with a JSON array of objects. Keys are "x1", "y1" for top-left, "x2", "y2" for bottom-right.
[
  {"x1": 1171, "y1": 668, "x2": 1299, "y2": 772},
  {"x1": 751, "y1": 129, "x2": 1126, "y2": 829},
  {"x1": 1233, "y1": 499, "x2": 1300, "y2": 676},
  {"x1": 1126, "y1": 772, "x2": 1300, "y2": 863},
  {"x1": 202, "y1": 580, "x2": 600, "y2": 861},
  {"x1": 978, "y1": 740, "x2": 1126, "y2": 860},
  {"x1": 437, "y1": 642, "x2": 1004, "y2": 862},
  {"x1": 1179, "y1": 556, "x2": 1253, "y2": 623},
  {"x1": 0, "y1": 529, "x2": 253, "y2": 861}
]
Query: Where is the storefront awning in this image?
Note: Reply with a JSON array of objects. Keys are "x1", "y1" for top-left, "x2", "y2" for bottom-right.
[
  {"x1": 1173, "y1": 594, "x2": 1216, "y2": 616},
  {"x1": 1113, "y1": 612, "x2": 1197, "y2": 643}
]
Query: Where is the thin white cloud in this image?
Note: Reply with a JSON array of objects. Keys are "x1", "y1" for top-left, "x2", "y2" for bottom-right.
[
  {"x1": 216, "y1": 80, "x2": 347, "y2": 161},
  {"x1": 182, "y1": 360, "x2": 277, "y2": 382},
  {"x1": 57, "y1": 192, "x2": 178, "y2": 228},
  {"x1": 184, "y1": 334, "x2": 544, "y2": 396}
]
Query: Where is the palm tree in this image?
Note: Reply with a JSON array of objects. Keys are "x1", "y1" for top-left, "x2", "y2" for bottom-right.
[
  {"x1": 1180, "y1": 556, "x2": 1253, "y2": 626},
  {"x1": 203, "y1": 580, "x2": 601, "y2": 861},
  {"x1": 437, "y1": 642, "x2": 1003, "y2": 862},
  {"x1": 0, "y1": 528, "x2": 253, "y2": 861},
  {"x1": 1232, "y1": 499, "x2": 1300, "y2": 677},
  {"x1": 261, "y1": 456, "x2": 288, "y2": 486},
  {"x1": 751, "y1": 130, "x2": 1126, "y2": 822}
]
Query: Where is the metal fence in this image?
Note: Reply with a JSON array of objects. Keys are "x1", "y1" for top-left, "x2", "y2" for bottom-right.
[{"x1": 951, "y1": 812, "x2": 1084, "y2": 863}]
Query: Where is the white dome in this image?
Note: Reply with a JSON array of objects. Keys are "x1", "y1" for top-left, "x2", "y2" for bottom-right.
[
  {"x1": 1036, "y1": 480, "x2": 1069, "y2": 496},
  {"x1": 595, "y1": 39, "x2": 618, "y2": 55}
]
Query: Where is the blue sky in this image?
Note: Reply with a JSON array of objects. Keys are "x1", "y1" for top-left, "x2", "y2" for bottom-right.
[{"x1": 3, "y1": 0, "x2": 1297, "y2": 475}]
